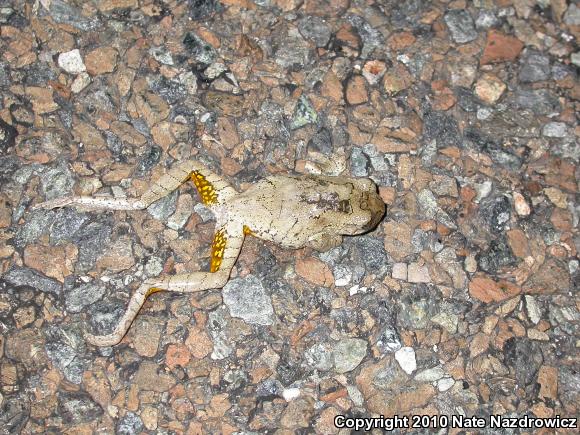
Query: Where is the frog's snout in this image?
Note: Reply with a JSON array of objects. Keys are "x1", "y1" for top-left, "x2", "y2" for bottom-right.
[{"x1": 362, "y1": 190, "x2": 386, "y2": 231}]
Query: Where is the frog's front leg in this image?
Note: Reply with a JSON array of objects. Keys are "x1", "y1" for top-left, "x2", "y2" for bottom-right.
[
  {"x1": 33, "y1": 160, "x2": 237, "y2": 211},
  {"x1": 85, "y1": 224, "x2": 244, "y2": 347}
]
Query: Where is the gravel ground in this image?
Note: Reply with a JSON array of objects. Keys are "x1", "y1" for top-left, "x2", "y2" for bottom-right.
[{"x1": 0, "y1": 0, "x2": 579, "y2": 433}]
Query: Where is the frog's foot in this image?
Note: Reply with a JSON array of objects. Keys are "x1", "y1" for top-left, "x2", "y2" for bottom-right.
[
  {"x1": 84, "y1": 272, "x2": 232, "y2": 346},
  {"x1": 85, "y1": 227, "x2": 245, "y2": 347},
  {"x1": 34, "y1": 160, "x2": 238, "y2": 213}
]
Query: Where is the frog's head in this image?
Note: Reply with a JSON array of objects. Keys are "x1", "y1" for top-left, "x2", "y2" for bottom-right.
[{"x1": 346, "y1": 178, "x2": 385, "y2": 234}]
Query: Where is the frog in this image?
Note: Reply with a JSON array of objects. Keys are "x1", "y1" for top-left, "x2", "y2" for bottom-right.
[{"x1": 34, "y1": 160, "x2": 385, "y2": 346}]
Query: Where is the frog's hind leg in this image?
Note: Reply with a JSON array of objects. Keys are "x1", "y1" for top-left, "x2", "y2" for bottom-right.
[
  {"x1": 34, "y1": 160, "x2": 238, "y2": 211},
  {"x1": 85, "y1": 224, "x2": 245, "y2": 347}
]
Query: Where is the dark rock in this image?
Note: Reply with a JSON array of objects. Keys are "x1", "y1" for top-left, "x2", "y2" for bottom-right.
[
  {"x1": 347, "y1": 235, "x2": 389, "y2": 276},
  {"x1": 520, "y1": 51, "x2": 550, "y2": 82},
  {"x1": 0, "y1": 118, "x2": 17, "y2": 152},
  {"x1": 274, "y1": 35, "x2": 312, "y2": 69},
  {"x1": 465, "y1": 128, "x2": 523, "y2": 170},
  {"x1": 58, "y1": 392, "x2": 103, "y2": 424},
  {"x1": 256, "y1": 379, "x2": 284, "y2": 398},
  {"x1": 423, "y1": 110, "x2": 461, "y2": 148},
  {"x1": 558, "y1": 366, "x2": 580, "y2": 410},
  {"x1": 105, "y1": 131, "x2": 124, "y2": 159},
  {"x1": 79, "y1": 88, "x2": 116, "y2": 114},
  {"x1": 332, "y1": 307, "x2": 361, "y2": 331},
  {"x1": 15, "y1": 209, "x2": 55, "y2": 247},
  {"x1": 44, "y1": 0, "x2": 100, "y2": 31},
  {"x1": 308, "y1": 127, "x2": 333, "y2": 155},
  {"x1": 456, "y1": 87, "x2": 481, "y2": 112},
  {"x1": 222, "y1": 275, "x2": 274, "y2": 326},
  {"x1": 398, "y1": 297, "x2": 438, "y2": 330},
  {"x1": 187, "y1": 0, "x2": 221, "y2": 21},
  {"x1": 9, "y1": 102, "x2": 34, "y2": 127},
  {"x1": 480, "y1": 195, "x2": 511, "y2": 232},
  {"x1": 388, "y1": 0, "x2": 425, "y2": 28},
  {"x1": 0, "y1": 395, "x2": 29, "y2": 434},
  {"x1": 137, "y1": 144, "x2": 162, "y2": 175},
  {"x1": 347, "y1": 15, "x2": 384, "y2": 58},
  {"x1": 3, "y1": 266, "x2": 62, "y2": 295},
  {"x1": 40, "y1": 164, "x2": 75, "y2": 201},
  {"x1": 0, "y1": 62, "x2": 9, "y2": 87},
  {"x1": 552, "y1": 63, "x2": 576, "y2": 81},
  {"x1": 49, "y1": 208, "x2": 89, "y2": 245},
  {"x1": 298, "y1": 16, "x2": 332, "y2": 47},
  {"x1": 73, "y1": 221, "x2": 113, "y2": 273},
  {"x1": 183, "y1": 31, "x2": 217, "y2": 65},
  {"x1": 277, "y1": 357, "x2": 304, "y2": 386},
  {"x1": 21, "y1": 64, "x2": 56, "y2": 88},
  {"x1": 149, "y1": 76, "x2": 188, "y2": 104},
  {"x1": 350, "y1": 147, "x2": 370, "y2": 177},
  {"x1": 290, "y1": 95, "x2": 318, "y2": 130},
  {"x1": 65, "y1": 282, "x2": 107, "y2": 313},
  {"x1": 477, "y1": 236, "x2": 516, "y2": 274},
  {"x1": 514, "y1": 89, "x2": 560, "y2": 115},
  {"x1": 44, "y1": 339, "x2": 88, "y2": 385},
  {"x1": 475, "y1": 10, "x2": 500, "y2": 29},
  {"x1": 375, "y1": 324, "x2": 402, "y2": 354},
  {"x1": 147, "y1": 189, "x2": 178, "y2": 220},
  {"x1": 117, "y1": 412, "x2": 144, "y2": 435},
  {"x1": 87, "y1": 299, "x2": 126, "y2": 336},
  {"x1": 444, "y1": 10, "x2": 478, "y2": 44},
  {"x1": 503, "y1": 337, "x2": 543, "y2": 386}
]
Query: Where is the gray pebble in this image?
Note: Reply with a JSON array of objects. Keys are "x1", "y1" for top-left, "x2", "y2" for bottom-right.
[{"x1": 223, "y1": 275, "x2": 274, "y2": 326}]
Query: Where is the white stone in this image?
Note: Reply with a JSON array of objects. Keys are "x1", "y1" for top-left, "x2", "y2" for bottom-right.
[
  {"x1": 437, "y1": 377, "x2": 455, "y2": 392},
  {"x1": 58, "y1": 49, "x2": 86, "y2": 74},
  {"x1": 524, "y1": 295, "x2": 541, "y2": 325},
  {"x1": 395, "y1": 346, "x2": 416, "y2": 375},
  {"x1": 474, "y1": 181, "x2": 492, "y2": 203},
  {"x1": 392, "y1": 263, "x2": 407, "y2": 280},
  {"x1": 571, "y1": 52, "x2": 580, "y2": 68},
  {"x1": 71, "y1": 72, "x2": 91, "y2": 93},
  {"x1": 282, "y1": 388, "x2": 301, "y2": 401},
  {"x1": 513, "y1": 191, "x2": 531, "y2": 216},
  {"x1": 334, "y1": 265, "x2": 352, "y2": 287}
]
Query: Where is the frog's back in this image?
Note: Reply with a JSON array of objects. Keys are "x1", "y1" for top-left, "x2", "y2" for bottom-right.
[{"x1": 228, "y1": 175, "x2": 326, "y2": 247}]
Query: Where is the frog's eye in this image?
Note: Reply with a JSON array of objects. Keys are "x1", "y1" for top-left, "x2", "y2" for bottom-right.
[{"x1": 339, "y1": 199, "x2": 352, "y2": 213}]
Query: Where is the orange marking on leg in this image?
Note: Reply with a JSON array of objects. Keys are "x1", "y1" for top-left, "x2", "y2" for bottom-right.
[
  {"x1": 190, "y1": 171, "x2": 218, "y2": 205},
  {"x1": 210, "y1": 229, "x2": 227, "y2": 272},
  {"x1": 243, "y1": 225, "x2": 254, "y2": 236},
  {"x1": 145, "y1": 287, "x2": 164, "y2": 298}
]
